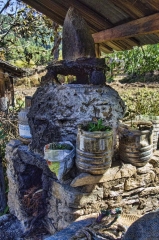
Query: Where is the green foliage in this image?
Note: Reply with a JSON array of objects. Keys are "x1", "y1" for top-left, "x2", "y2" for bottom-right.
[
  {"x1": 84, "y1": 119, "x2": 111, "y2": 132},
  {"x1": 49, "y1": 143, "x2": 72, "y2": 150},
  {"x1": 0, "y1": 1, "x2": 62, "y2": 66},
  {"x1": 0, "y1": 93, "x2": 25, "y2": 216},
  {"x1": 0, "y1": 128, "x2": 6, "y2": 140},
  {"x1": 121, "y1": 88, "x2": 159, "y2": 121},
  {"x1": 0, "y1": 206, "x2": 9, "y2": 216},
  {"x1": 105, "y1": 44, "x2": 159, "y2": 81}
]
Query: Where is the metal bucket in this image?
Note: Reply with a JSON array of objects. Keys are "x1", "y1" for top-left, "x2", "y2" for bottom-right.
[
  {"x1": 76, "y1": 127, "x2": 113, "y2": 175},
  {"x1": 136, "y1": 115, "x2": 159, "y2": 151},
  {"x1": 118, "y1": 121, "x2": 153, "y2": 167}
]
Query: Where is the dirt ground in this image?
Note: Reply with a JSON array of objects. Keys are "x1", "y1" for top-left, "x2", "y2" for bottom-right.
[
  {"x1": 14, "y1": 81, "x2": 159, "y2": 101},
  {"x1": 108, "y1": 81, "x2": 159, "y2": 94}
]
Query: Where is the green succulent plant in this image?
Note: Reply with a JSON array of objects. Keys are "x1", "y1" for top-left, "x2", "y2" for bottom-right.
[{"x1": 84, "y1": 119, "x2": 111, "y2": 132}]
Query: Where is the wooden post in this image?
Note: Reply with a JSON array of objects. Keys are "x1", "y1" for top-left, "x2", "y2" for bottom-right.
[
  {"x1": 25, "y1": 96, "x2": 32, "y2": 108},
  {"x1": 0, "y1": 156, "x2": 6, "y2": 213},
  {"x1": 95, "y1": 43, "x2": 101, "y2": 58}
]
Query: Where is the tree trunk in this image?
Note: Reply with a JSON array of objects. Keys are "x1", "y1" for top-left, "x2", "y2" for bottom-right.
[{"x1": 52, "y1": 22, "x2": 61, "y2": 60}]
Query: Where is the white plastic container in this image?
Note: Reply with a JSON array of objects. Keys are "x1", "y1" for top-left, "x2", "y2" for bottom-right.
[
  {"x1": 18, "y1": 96, "x2": 32, "y2": 139},
  {"x1": 44, "y1": 141, "x2": 75, "y2": 181}
]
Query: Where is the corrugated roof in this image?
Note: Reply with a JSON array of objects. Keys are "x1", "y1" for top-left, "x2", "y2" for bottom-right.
[{"x1": 22, "y1": 0, "x2": 159, "y2": 53}]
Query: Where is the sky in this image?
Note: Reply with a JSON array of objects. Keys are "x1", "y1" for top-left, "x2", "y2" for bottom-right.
[{"x1": 0, "y1": 0, "x2": 20, "y2": 15}]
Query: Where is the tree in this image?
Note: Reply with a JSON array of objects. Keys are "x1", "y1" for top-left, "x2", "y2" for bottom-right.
[{"x1": 0, "y1": 0, "x2": 62, "y2": 66}]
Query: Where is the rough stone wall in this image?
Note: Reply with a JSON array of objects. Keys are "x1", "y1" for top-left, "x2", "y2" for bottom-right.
[
  {"x1": 6, "y1": 140, "x2": 27, "y2": 225},
  {"x1": 6, "y1": 140, "x2": 52, "y2": 230},
  {"x1": 46, "y1": 157, "x2": 159, "y2": 233},
  {"x1": 6, "y1": 140, "x2": 159, "y2": 235},
  {"x1": 28, "y1": 84, "x2": 126, "y2": 154}
]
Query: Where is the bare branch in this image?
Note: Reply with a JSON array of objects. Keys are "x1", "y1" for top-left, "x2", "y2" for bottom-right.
[{"x1": 0, "y1": 0, "x2": 11, "y2": 14}]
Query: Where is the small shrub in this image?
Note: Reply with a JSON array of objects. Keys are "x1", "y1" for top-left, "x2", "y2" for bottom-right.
[
  {"x1": 0, "y1": 94, "x2": 25, "y2": 215},
  {"x1": 83, "y1": 119, "x2": 111, "y2": 132},
  {"x1": 121, "y1": 88, "x2": 159, "y2": 121}
]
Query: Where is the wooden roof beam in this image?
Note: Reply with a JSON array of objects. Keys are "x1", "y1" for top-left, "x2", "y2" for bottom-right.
[
  {"x1": 148, "y1": 0, "x2": 159, "y2": 11},
  {"x1": 22, "y1": 0, "x2": 64, "y2": 25},
  {"x1": 92, "y1": 13, "x2": 159, "y2": 43},
  {"x1": 111, "y1": 0, "x2": 149, "y2": 19}
]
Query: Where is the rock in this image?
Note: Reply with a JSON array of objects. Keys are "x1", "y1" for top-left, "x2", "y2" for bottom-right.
[
  {"x1": 90, "y1": 70, "x2": 106, "y2": 85},
  {"x1": 123, "y1": 209, "x2": 159, "y2": 240},
  {"x1": 122, "y1": 187, "x2": 144, "y2": 197},
  {"x1": 149, "y1": 153, "x2": 159, "y2": 167},
  {"x1": 139, "y1": 186, "x2": 159, "y2": 196},
  {"x1": 109, "y1": 190, "x2": 122, "y2": 198},
  {"x1": 136, "y1": 163, "x2": 153, "y2": 174},
  {"x1": 44, "y1": 58, "x2": 107, "y2": 85},
  {"x1": 45, "y1": 217, "x2": 95, "y2": 240},
  {"x1": 6, "y1": 140, "x2": 48, "y2": 230},
  {"x1": 62, "y1": 7, "x2": 95, "y2": 61},
  {"x1": 70, "y1": 164, "x2": 136, "y2": 187},
  {"x1": 112, "y1": 183, "x2": 124, "y2": 190},
  {"x1": 0, "y1": 214, "x2": 24, "y2": 240},
  {"x1": 124, "y1": 171, "x2": 155, "y2": 191},
  {"x1": 50, "y1": 180, "x2": 103, "y2": 208},
  {"x1": 17, "y1": 144, "x2": 54, "y2": 177}
]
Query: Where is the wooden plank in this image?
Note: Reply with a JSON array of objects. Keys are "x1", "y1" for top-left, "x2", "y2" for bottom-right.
[
  {"x1": 0, "y1": 67, "x2": 3, "y2": 79},
  {"x1": 104, "y1": 41, "x2": 125, "y2": 51},
  {"x1": 100, "y1": 43, "x2": 113, "y2": 53},
  {"x1": 154, "y1": 32, "x2": 159, "y2": 38},
  {"x1": 111, "y1": 0, "x2": 148, "y2": 19},
  {"x1": 95, "y1": 44, "x2": 101, "y2": 58},
  {"x1": 92, "y1": 13, "x2": 159, "y2": 43},
  {"x1": 145, "y1": 0, "x2": 159, "y2": 12},
  {"x1": 35, "y1": 0, "x2": 66, "y2": 17}
]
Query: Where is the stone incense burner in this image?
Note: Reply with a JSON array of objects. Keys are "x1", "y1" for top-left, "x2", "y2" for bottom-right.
[{"x1": 8, "y1": 7, "x2": 159, "y2": 239}]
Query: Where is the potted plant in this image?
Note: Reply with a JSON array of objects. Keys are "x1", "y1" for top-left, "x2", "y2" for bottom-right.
[
  {"x1": 118, "y1": 120, "x2": 153, "y2": 167},
  {"x1": 76, "y1": 119, "x2": 113, "y2": 175},
  {"x1": 44, "y1": 141, "x2": 75, "y2": 181}
]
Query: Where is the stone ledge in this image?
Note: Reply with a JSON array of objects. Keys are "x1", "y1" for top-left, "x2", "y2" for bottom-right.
[
  {"x1": 50, "y1": 180, "x2": 103, "y2": 208},
  {"x1": 149, "y1": 150, "x2": 159, "y2": 167},
  {"x1": 70, "y1": 164, "x2": 136, "y2": 187},
  {"x1": 139, "y1": 186, "x2": 159, "y2": 196}
]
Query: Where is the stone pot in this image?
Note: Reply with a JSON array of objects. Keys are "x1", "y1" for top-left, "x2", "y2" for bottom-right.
[
  {"x1": 118, "y1": 121, "x2": 153, "y2": 167},
  {"x1": 76, "y1": 124, "x2": 113, "y2": 175}
]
